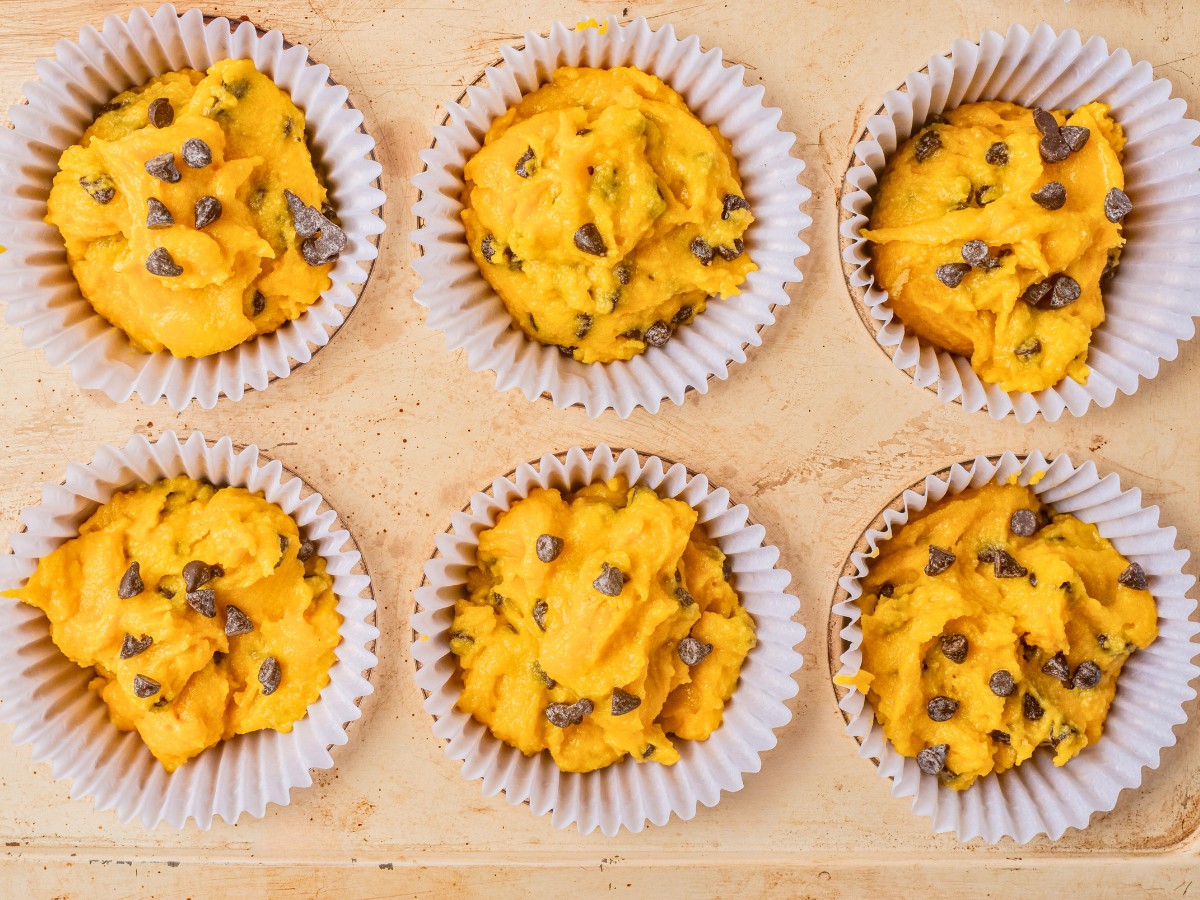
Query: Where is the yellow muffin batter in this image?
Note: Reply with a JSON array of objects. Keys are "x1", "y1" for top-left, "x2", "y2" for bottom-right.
[
  {"x1": 5, "y1": 477, "x2": 342, "y2": 772},
  {"x1": 451, "y1": 477, "x2": 756, "y2": 773},
  {"x1": 46, "y1": 58, "x2": 344, "y2": 358},
  {"x1": 847, "y1": 482, "x2": 1156, "y2": 789},
  {"x1": 862, "y1": 101, "x2": 1129, "y2": 392},
  {"x1": 461, "y1": 66, "x2": 756, "y2": 363}
]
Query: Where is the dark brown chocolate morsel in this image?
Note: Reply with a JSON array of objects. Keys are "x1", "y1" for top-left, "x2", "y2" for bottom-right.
[
  {"x1": 186, "y1": 588, "x2": 216, "y2": 618},
  {"x1": 1031, "y1": 181, "x2": 1066, "y2": 210},
  {"x1": 993, "y1": 550, "x2": 1028, "y2": 579},
  {"x1": 252, "y1": 291, "x2": 266, "y2": 315},
  {"x1": 914, "y1": 129, "x2": 942, "y2": 162},
  {"x1": 279, "y1": 534, "x2": 290, "y2": 557},
  {"x1": 118, "y1": 561, "x2": 144, "y2": 599},
  {"x1": 1105, "y1": 187, "x2": 1133, "y2": 223},
  {"x1": 80, "y1": 176, "x2": 115, "y2": 204},
  {"x1": 722, "y1": 556, "x2": 734, "y2": 582},
  {"x1": 593, "y1": 562, "x2": 625, "y2": 596},
  {"x1": 449, "y1": 630, "x2": 474, "y2": 645},
  {"x1": 1020, "y1": 280, "x2": 1053, "y2": 307},
  {"x1": 144, "y1": 152, "x2": 181, "y2": 183},
  {"x1": 515, "y1": 146, "x2": 536, "y2": 178},
  {"x1": 611, "y1": 687, "x2": 641, "y2": 716},
  {"x1": 224, "y1": 604, "x2": 253, "y2": 637},
  {"x1": 544, "y1": 698, "x2": 592, "y2": 728},
  {"x1": 1015, "y1": 338, "x2": 1042, "y2": 360},
  {"x1": 690, "y1": 236, "x2": 714, "y2": 265},
  {"x1": 926, "y1": 695, "x2": 959, "y2": 722},
  {"x1": 132, "y1": 674, "x2": 161, "y2": 699},
  {"x1": 1029, "y1": 572, "x2": 1038, "y2": 588},
  {"x1": 297, "y1": 539, "x2": 315, "y2": 562},
  {"x1": 715, "y1": 238, "x2": 744, "y2": 262},
  {"x1": 935, "y1": 262, "x2": 971, "y2": 288},
  {"x1": 961, "y1": 240, "x2": 993, "y2": 269},
  {"x1": 146, "y1": 247, "x2": 183, "y2": 277},
  {"x1": 1032, "y1": 107, "x2": 1060, "y2": 137},
  {"x1": 146, "y1": 197, "x2": 174, "y2": 229},
  {"x1": 284, "y1": 189, "x2": 325, "y2": 238},
  {"x1": 532, "y1": 598, "x2": 548, "y2": 631},
  {"x1": 557, "y1": 344, "x2": 577, "y2": 357},
  {"x1": 916, "y1": 743, "x2": 948, "y2": 776},
  {"x1": 1042, "y1": 651, "x2": 1070, "y2": 682},
  {"x1": 1023, "y1": 692, "x2": 1044, "y2": 720},
  {"x1": 1118, "y1": 561, "x2": 1148, "y2": 591},
  {"x1": 574, "y1": 223, "x2": 607, "y2": 256},
  {"x1": 1040, "y1": 133, "x2": 1070, "y2": 163},
  {"x1": 194, "y1": 196, "x2": 222, "y2": 230},
  {"x1": 1010, "y1": 509, "x2": 1039, "y2": 537},
  {"x1": 120, "y1": 633, "x2": 153, "y2": 659},
  {"x1": 925, "y1": 545, "x2": 956, "y2": 576},
  {"x1": 182, "y1": 138, "x2": 212, "y2": 168},
  {"x1": 536, "y1": 534, "x2": 564, "y2": 563},
  {"x1": 1049, "y1": 274, "x2": 1081, "y2": 308},
  {"x1": 940, "y1": 633, "x2": 968, "y2": 664},
  {"x1": 675, "y1": 586, "x2": 695, "y2": 607},
  {"x1": 985, "y1": 142, "x2": 1009, "y2": 166},
  {"x1": 989, "y1": 669, "x2": 1016, "y2": 697},
  {"x1": 148, "y1": 97, "x2": 174, "y2": 128},
  {"x1": 532, "y1": 660, "x2": 556, "y2": 690},
  {"x1": 669, "y1": 306, "x2": 693, "y2": 327},
  {"x1": 990, "y1": 729, "x2": 1011, "y2": 744},
  {"x1": 879, "y1": 582, "x2": 894, "y2": 598},
  {"x1": 301, "y1": 221, "x2": 347, "y2": 266},
  {"x1": 182, "y1": 560, "x2": 213, "y2": 593},
  {"x1": 644, "y1": 321, "x2": 671, "y2": 347},
  {"x1": 722, "y1": 194, "x2": 750, "y2": 220},
  {"x1": 614, "y1": 262, "x2": 632, "y2": 285},
  {"x1": 1061, "y1": 125, "x2": 1090, "y2": 153},
  {"x1": 481, "y1": 235, "x2": 496, "y2": 263},
  {"x1": 678, "y1": 636, "x2": 713, "y2": 666},
  {"x1": 258, "y1": 656, "x2": 281, "y2": 695},
  {"x1": 575, "y1": 313, "x2": 593, "y2": 339},
  {"x1": 1071, "y1": 661, "x2": 1102, "y2": 689}
]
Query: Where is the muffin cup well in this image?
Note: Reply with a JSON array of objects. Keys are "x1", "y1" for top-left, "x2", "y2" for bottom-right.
[
  {"x1": 0, "y1": 431, "x2": 379, "y2": 828},
  {"x1": 831, "y1": 451, "x2": 1200, "y2": 843},
  {"x1": 839, "y1": 23, "x2": 1200, "y2": 422},
  {"x1": 0, "y1": 4, "x2": 386, "y2": 410},
  {"x1": 411, "y1": 445, "x2": 804, "y2": 835},
  {"x1": 410, "y1": 16, "x2": 811, "y2": 418}
]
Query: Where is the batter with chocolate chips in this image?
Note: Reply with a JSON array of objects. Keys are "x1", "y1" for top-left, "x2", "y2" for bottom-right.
[{"x1": 841, "y1": 482, "x2": 1157, "y2": 789}]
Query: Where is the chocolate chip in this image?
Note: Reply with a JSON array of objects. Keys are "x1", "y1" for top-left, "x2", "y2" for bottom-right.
[
  {"x1": 1097, "y1": 633, "x2": 1109, "y2": 650},
  {"x1": 558, "y1": 345, "x2": 577, "y2": 357},
  {"x1": 1040, "y1": 133, "x2": 1070, "y2": 164},
  {"x1": 532, "y1": 599, "x2": 548, "y2": 631},
  {"x1": 224, "y1": 604, "x2": 253, "y2": 637},
  {"x1": 576, "y1": 128, "x2": 591, "y2": 136},
  {"x1": 977, "y1": 546, "x2": 999, "y2": 564},
  {"x1": 1032, "y1": 107, "x2": 1060, "y2": 138},
  {"x1": 504, "y1": 248, "x2": 522, "y2": 271},
  {"x1": 145, "y1": 197, "x2": 174, "y2": 230},
  {"x1": 993, "y1": 550, "x2": 1028, "y2": 579},
  {"x1": 690, "y1": 236, "x2": 714, "y2": 265},
  {"x1": 925, "y1": 545, "x2": 956, "y2": 576},
  {"x1": 1049, "y1": 274, "x2": 1081, "y2": 308},
  {"x1": 1010, "y1": 509, "x2": 1039, "y2": 537},
  {"x1": 1015, "y1": 338, "x2": 1042, "y2": 360},
  {"x1": 144, "y1": 152, "x2": 181, "y2": 183},
  {"x1": 642, "y1": 744, "x2": 655, "y2": 759},
  {"x1": 926, "y1": 696, "x2": 958, "y2": 722},
  {"x1": 79, "y1": 176, "x2": 115, "y2": 204},
  {"x1": 258, "y1": 656, "x2": 281, "y2": 695},
  {"x1": 940, "y1": 633, "x2": 968, "y2": 664},
  {"x1": 1071, "y1": 661, "x2": 1102, "y2": 690},
  {"x1": 158, "y1": 585, "x2": 176, "y2": 599},
  {"x1": 252, "y1": 291, "x2": 266, "y2": 315},
  {"x1": 989, "y1": 670, "x2": 1015, "y2": 697},
  {"x1": 515, "y1": 146, "x2": 535, "y2": 178},
  {"x1": 1020, "y1": 280, "x2": 1054, "y2": 307},
  {"x1": 722, "y1": 556, "x2": 733, "y2": 581},
  {"x1": 132, "y1": 674, "x2": 160, "y2": 699},
  {"x1": 1061, "y1": 125, "x2": 1090, "y2": 153},
  {"x1": 574, "y1": 223, "x2": 607, "y2": 256},
  {"x1": 183, "y1": 560, "x2": 213, "y2": 592},
  {"x1": 985, "y1": 142, "x2": 1009, "y2": 166},
  {"x1": 1023, "y1": 693, "x2": 1044, "y2": 721},
  {"x1": 118, "y1": 561, "x2": 144, "y2": 599},
  {"x1": 146, "y1": 247, "x2": 183, "y2": 277},
  {"x1": 611, "y1": 688, "x2": 641, "y2": 716},
  {"x1": 1119, "y1": 562, "x2": 1148, "y2": 591},
  {"x1": 147, "y1": 98, "x2": 174, "y2": 128},
  {"x1": 297, "y1": 539, "x2": 315, "y2": 562},
  {"x1": 722, "y1": 194, "x2": 750, "y2": 220},
  {"x1": 532, "y1": 660, "x2": 556, "y2": 690},
  {"x1": 1029, "y1": 572, "x2": 1039, "y2": 587},
  {"x1": 914, "y1": 129, "x2": 942, "y2": 162},
  {"x1": 678, "y1": 636, "x2": 713, "y2": 666},
  {"x1": 187, "y1": 589, "x2": 216, "y2": 618},
  {"x1": 120, "y1": 633, "x2": 153, "y2": 659},
  {"x1": 961, "y1": 240, "x2": 993, "y2": 270},
  {"x1": 575, "y1": 314, "x2": 593, "y2": 339},
  {"x1": 1031, "y1": 181, "x2": 1066, "y2": 210},
  {"x1": 916, "y1": 743, "x2": 948, "y2": 775},
  {"x1": 593, "y1": 562, "x2": 625, "y2": 596},
  {"x1": 1022, "y1": 638, "x2": 1038, "y2": 662},
  {"x1": 1042, "y1": 651, "x2": 1070, "y2": 682},
  {"x1": 181, "y1": 138, "x2": 212, "y2": 169},
  {"x1": 879, "y1": 582, "x2": 894, "y2": 598},
  {"x1": 544, "y1": 698, "x2": 592, "y2": 728},
  {"x1": 614, "y1": 262, "x2": 632, "y2": 285},
  {"x1": 301, "y1": 221, "x2": 347, "y2": 267},
  {"x1": 1049, "y1": 726, "x2": 1075, "y2": 749},
  {"x1": 715, "y1": 238, "x2": 744, "y2": 261},
  {"x1": 481, "y1": 235, "x2": 496, "y2": 263},
  {"x1": 990, "y1": 730, "x2": 1011, "y2": 744},
  {"x1": 284, "y1": 189, "x2": 325, "y2": 239},
  {"x1": 223, "y1": 79, "x2": 250, "y2": 100},
  {"x1": 671, "y1": 305, "x2": 694, "y2": 326},
  {"x1": 644, "y1": 321, "x2": 671, "y2": 347},
  {"x1": 675, "y1": 586, "x2": 695, "y2": 607},
  {"x1": 449, "y1": 630, "x2": 474, "y2": 645},
  {"x1": 1105, "y1": 187, "x2": 1133, "y2": 223},
  {"x1": 194, "y1": 196, "x2": 222, "y2": 230},
  {"x1": 935, "y1": 262, "x2": 971, "y2": 288},
  {"x1": 536, "y1": 534, "x2": 563, "y2": 563}
]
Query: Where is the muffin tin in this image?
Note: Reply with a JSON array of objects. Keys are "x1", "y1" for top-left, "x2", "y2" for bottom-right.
[{"x1": 0, "y1": 0, "x2": 1197, "y2": 894}]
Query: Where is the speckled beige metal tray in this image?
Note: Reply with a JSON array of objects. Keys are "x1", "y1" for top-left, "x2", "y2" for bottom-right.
[{"x1": 0, "y1": 1, "x2": 1197, "y2": 895}]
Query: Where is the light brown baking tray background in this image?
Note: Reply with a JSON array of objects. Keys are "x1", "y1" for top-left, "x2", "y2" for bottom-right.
[{"x1": 0, "y1": 0, "x2": 1197, "y2": 895}]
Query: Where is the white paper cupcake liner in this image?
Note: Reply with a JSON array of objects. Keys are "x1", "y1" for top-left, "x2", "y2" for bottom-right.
[
  {"x1": 0, "y1": 4, "x2": 386, "y2": 410},
  {"x1": 839, "y1": 23, "x2": 1200, "y2": 422},
  {"x1": 411, "y1": 445, "x2": 804, "y2": 835},
  {"x1": 410, "y1": 17, "x2": 811, "y2": 418},
  {"x1": 832, "y1": 451, "x2": 1200, "y2": 843},
  {"x1": 0, "y1": 431, "x2": 379, "y2": 828}
]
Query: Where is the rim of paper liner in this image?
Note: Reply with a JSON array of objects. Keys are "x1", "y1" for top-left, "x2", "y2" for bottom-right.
[
  {"x1": 410, "y1": 16, "x2": 812, "y2": 418},
  {"x1": 410, "y1": 445, "x2": 805, "y2": 836},
  {"x1": 837, "y1": 22, "x2": 1200, "y2": 423},
  {"x1": 0, "y1": 4, "x2": 386, "y2": 411},
  {"x1": 829, "y1": 451, "x2": 1200, "y2": 844},
  {"x1": 0, "y1": 431, "x2": 379, "y2": 829}
]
